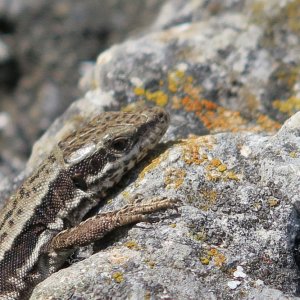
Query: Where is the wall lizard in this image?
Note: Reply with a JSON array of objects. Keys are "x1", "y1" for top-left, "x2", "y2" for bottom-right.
[{"x1": 0, "y1": 107, "x2": 175, "y2": 299}]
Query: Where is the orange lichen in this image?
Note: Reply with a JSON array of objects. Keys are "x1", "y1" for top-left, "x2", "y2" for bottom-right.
[
  {"x1": 164, "y1": 168, "x2": 186, "y2": 189},
  {"x1": 180, "y1": 136, "x2": 214, "y2": 165},
  {"x1": 256, "y1": 114, "x2": 281, "y2": 132},
  {"x1": 210, "y1": 158, "x2": 222, "y2": 167},
  {"x1": 182, "y1": 139, "x2": 203, "y2": 165},
  {"x1": 206, "y1": 248, "x2": 227, "y2": 268},
  {"x1": 181, "y1": 96, "x2": 248, "y2": 132},
  {"x1": 206, "y1": 158, "x2": 240, "y2": 182},
  {"x1": 133, "y1": 67, "x2": 281, "y2": 133},
  {"x1": 171, "y1": 95, "x2": 182, "y2": 110}
]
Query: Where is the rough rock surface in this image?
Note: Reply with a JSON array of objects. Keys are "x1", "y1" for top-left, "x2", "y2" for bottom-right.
[
  {"x1": 31, "y1": 112, "x2": 300, "y2": 299},
  {"x1": 0, "y1": 0, "x2": 300, "y2": 299}
]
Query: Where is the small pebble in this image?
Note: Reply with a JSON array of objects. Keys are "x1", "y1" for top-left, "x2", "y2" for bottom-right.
[
  {"x1": 233, "y1": 266, "x2": 247, "y2": 278},
  {"x1": 227, "y1": 280, "x2": 241, "y2": 289}
]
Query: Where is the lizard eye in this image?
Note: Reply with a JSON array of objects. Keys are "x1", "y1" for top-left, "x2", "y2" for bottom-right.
[
  {"x1": 71, "y1": 174, "x2": 87, "y2": 191},
  {"x1": 110, "y1": 137, "x2": 131, "y2": 153}
]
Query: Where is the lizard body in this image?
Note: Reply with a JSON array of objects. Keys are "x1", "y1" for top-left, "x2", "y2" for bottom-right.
[{"x1": 0, "y1": 107, "x2": 173, "y2": 299}]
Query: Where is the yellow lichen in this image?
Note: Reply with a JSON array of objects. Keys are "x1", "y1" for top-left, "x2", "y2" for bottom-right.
[
  {"x1": 138, "y1": 150, "x2": 169, "y2": 180},
  {"x1": 192, "y1": 230, "x2": 207, "y2": 241},
  {"x1": 267, "y1": 198, "x2": 280, "y2": 207},
  {"x1": 112, "y1": 272, "x2": 124, "y2": 283},
  {"x1": 250, "y1": 1, "x2": 265, "y2": 19},
  {"x1": 205, "y1": 173, "x2": 221, "y2": 182},
  {"x1": 252, "y1": 202, "x2": 262, "y2": 211},
  {"x1": 227, "y1": 171, "x2": 240, "y2": 181},
  {"x1": 290, "y1": 151, "x2": 298, "y2": 158},
  {"x1": 121, "y1": 101, "x2": 148, "y2": 112},
  {"x1": 145, "y1": 291, "x2": 151, "y2": 300},
  {"x1": 286, "y1": 0, "x2": 300, "y2": 33},
  {"x1": 273, "y1": 96, "x2": 300, "y2": 116},
  {"x1": 207, "y1": 248, "x2": 218, "y2": 256},
  {"x1": 146, "y1": 260, "x2": 156, "y2": 269},
  {"x1": 274, "y1": 65, "x2": 300, "y2": 89},
  {"x1": 200, "y1": 257, "x2": 210, "y2": 265},
  {"x1": 124, "y1": 240, "x2": 140, "y2": 250},
  {"x1": 145, "y1": 90, "x2": 168, "y2": 106},
  {"x1": 168, "y1": 70, "x2": 187, "y2": 93},
  {"x1": 133, "y1": 66, "x2": 281, "y2": 134},
  {"x1": 218, "y1": 164, "x2": 227, "y2": 172},
  {"x1": 164, "y1": 168, "x2": 186, "y2": 189},
  {"x1": 133, "y1": 87, "x2": 145, "y2": 96},
  {"x1": 207, "y1": 158, "x2": 225, "y2": 171},
  {"x1": 198, "y1": 189, "x2": 218, "y2": 211},
  {"x1": 121, "y1": 191, "x2": 131, "y2": 200},
  {"x1": 205, "y1": 157, "x2": 240, "y2": 182}
]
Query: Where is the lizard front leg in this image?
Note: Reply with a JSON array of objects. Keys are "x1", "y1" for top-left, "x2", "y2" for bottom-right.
[{"x1": 50, "y1": 198, "x2": 177, "y2": 251}]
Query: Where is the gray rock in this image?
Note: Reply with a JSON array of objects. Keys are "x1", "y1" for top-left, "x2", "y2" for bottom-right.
[
  {"x1": 1, "y1": 0, "x2": 300, "y2": 299},
  {"x1": 31, "y1": 112, "x2": 300, "y2": 299}
]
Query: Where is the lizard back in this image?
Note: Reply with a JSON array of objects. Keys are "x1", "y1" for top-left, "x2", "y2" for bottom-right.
[{"x1": 0, "y1": 107, "x2": 170, "y2": 299}]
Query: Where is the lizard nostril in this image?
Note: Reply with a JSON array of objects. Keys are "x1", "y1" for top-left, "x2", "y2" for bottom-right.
[
  {"x1": 158, "y1": 112, "x2": 165, "y2": 120},
  {"x1": 158, "y1": 111, "x2": 170, "y2": 126},
  {"x1": 157, "y1": 111, "x2": 168, "y2": 124}
]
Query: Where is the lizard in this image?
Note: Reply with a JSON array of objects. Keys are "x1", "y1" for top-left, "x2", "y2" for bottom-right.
[{"x1": 0, "y1": 106, "x2": 176, "y2": 300}]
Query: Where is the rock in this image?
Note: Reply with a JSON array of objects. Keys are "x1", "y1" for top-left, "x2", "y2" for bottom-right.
[
  {"x1": 31, "y1": 111, "x2": 300, "y2": 299},
  {"x1": 1, "y1": 0, "x2": 300, "y2": 299}
]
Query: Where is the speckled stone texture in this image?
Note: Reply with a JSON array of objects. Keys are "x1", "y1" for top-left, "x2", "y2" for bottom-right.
[
  {"x1": 1, "y1": 0, "x2": 300, "y2": 299},
  {"x1": 30, "y1": 112, "x2": 300, "y2": 299}
]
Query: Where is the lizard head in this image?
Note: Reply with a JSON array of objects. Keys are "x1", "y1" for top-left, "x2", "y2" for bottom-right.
[{"x1": 58, "y1": 106, "x2": 170, "y2": 195}]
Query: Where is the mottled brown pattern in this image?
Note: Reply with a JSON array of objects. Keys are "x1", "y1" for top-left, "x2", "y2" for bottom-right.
[
  {"x1": 59, "y1": 109, "x2": 150, "y2": 159},
  {"x1": 0, "y1": 107, "x2": 170, "y2": 300}
]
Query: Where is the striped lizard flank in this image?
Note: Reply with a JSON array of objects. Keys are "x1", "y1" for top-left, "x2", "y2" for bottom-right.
[{"x1": 0, "y1": 107, "x2": 174, "y2": 299}]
